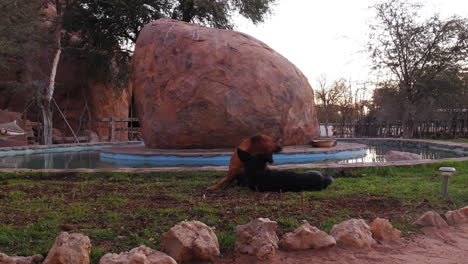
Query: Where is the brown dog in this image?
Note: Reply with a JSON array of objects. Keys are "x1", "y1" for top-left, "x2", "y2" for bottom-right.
[{"x1": 207, "y1": 134, "x2": 282, "y2": 190}]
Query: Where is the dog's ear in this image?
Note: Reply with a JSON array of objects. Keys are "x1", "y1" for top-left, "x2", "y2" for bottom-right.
[
  {"x1": 237, "y1": 148, "x2": 251, "y2": 162},
  {"x1": 265, "y1": 153, "x2": 274, "y2": 164},
  {"x1": 273, "y1": 145, "x2": 282, "y2": 153}
]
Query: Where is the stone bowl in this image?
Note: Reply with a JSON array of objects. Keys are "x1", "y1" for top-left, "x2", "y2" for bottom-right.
[{"x1": 309, "y1": 140, "x2": 337, "y2": 148}]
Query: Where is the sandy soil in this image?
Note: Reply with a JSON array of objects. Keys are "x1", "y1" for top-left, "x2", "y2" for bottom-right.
[{"x1": 216, "y1": 224, "x2": 468, "y2": 264}]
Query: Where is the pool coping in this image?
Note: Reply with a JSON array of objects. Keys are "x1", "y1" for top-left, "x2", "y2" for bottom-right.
[
  {"x1": 99, "y1": 142, "x2": 367, "y2": 157},
  {"x1": 0, "y1": 141, "x2": 141, "y2": 154},
  {"x1": 0, "y1": 138, "x2": 467, "y2": 173}
]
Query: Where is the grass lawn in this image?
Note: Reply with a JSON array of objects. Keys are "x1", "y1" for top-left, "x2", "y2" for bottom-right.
[
  {"x1": 442, "y1": 138, "x2": 468, "y2": 144},
  {"x1": 0, "y1": 161, "x2": 467, "y2": 263},
  {"x1": 423, "y1": 138, "x2": 468, "y2": 144}
]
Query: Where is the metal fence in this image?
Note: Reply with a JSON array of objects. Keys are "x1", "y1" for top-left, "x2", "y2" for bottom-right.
[{"x1": 321, "y1": 120, "x2": 468, "y2": 138}]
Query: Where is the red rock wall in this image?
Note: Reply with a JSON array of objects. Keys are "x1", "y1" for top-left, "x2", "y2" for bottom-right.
[
  {"x1": 133, "y1": 19, "x2": 319, "y2": 149},
  {"x1": 0, "y1": 1, "x2": 130, "y2": 140},
  {"x1": 0, "y1": 52, "x2": 131, "y2": 140}
]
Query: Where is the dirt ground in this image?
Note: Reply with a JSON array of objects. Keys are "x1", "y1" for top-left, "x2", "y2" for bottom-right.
[
  {"x1": 215, "y1": 224, "x2": 468, "y2": 264},
  {"x1": 1, "y1": 171, "x2": 466, "y2": 263}
]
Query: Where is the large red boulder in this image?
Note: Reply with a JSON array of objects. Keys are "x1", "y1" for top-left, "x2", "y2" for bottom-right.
[{"x1": 133, "y1": 19, "x2": 319, "y2": 149}]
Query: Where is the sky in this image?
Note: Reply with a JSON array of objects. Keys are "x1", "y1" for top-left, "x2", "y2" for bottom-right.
[{"x1": 234, "y1": 0, "x2": 468, "y2": 89}]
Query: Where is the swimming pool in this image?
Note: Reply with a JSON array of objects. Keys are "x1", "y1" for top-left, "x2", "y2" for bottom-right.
[{"x1": 0, "y1": 140, "x2": 466, "y2": 169}]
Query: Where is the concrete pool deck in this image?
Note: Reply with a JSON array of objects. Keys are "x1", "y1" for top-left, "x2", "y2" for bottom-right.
[
  {"x1": 0, "y1": 141, "x2": 140, "y2": 157},
  {"x1": 0, "y1": 138, "x2": 468, "y2": 173},
  {"x1": 98, "y1": 142, "x2": 368, "y2": 167}
]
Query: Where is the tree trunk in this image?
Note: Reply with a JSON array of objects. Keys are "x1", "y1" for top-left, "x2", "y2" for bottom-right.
[
  {"x1": 324, "y1": 118, "x2": 329, "y2": 137},
  {"x1": 41, "y1": 37, "x2": 62, "y2": 145},
  {"x1": 403, "y1": 117, "x2": 415, "y2": 138},
  {"x1": 402, "y1": 98, "x2": 417, "y2": 138},
  {"x1": 181, "y1": 0, "x2": 195, "y2": 22},
  {"x1": 463, "y1": 111, "x2": 468, "y2": 137},
  {"x1": 40, "y1": 102, "x2": 53, "y2": 145}
]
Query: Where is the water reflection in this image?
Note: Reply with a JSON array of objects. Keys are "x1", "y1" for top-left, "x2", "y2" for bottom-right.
[
  {"x1": 341, "y1": 144, "x2": 461, "y2": 163},
  {"x1": 0, "y1": 151, "x2": 118, "y2": 169}
]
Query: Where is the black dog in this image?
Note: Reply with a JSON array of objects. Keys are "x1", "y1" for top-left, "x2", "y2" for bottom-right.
[{"x1": 237, "y1": 148, "x2": 333, "y2": 192}]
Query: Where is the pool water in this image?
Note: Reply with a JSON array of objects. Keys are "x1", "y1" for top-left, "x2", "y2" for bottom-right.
[
  {"x1": 0, "y1": 151, "x2": 114, "y2": 169},
  {"x1": 340, "y1": 144, "x2": 461, "y2": 164},
  {"x1": 0, "y1": 143, "x2": 465, "y2": 169}
]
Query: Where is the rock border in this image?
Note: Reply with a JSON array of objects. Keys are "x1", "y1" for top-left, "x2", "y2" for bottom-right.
[{"x1": 3, "y1": 206, "x2": 466, "y2": 263}]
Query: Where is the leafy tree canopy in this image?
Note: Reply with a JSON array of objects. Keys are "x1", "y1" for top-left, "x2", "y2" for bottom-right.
[
  {"x1": 369, "y1": 0, "x2": 468, "y2": 97},
  {"x1": 63, "y1": 0, "x2": 276, "y2": 53},
  {"x1": 61, "y1": 0, "x2": 276, "y2": 87},
  {"x1": 0, "y1": 0, "x2": 44, "y2": 70}
]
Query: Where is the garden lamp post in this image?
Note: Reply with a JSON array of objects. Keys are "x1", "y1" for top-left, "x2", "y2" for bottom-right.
[{"x1": 438, "y1": 167, "x2": 456, "y2": 199}]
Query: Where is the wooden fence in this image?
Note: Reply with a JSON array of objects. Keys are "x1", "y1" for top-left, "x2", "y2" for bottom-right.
[{"x1": 29, "y1": 117, "x2": 141, "y2": 144}]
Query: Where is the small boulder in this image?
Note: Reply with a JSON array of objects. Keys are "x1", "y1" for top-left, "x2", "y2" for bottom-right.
[
  {"x1": 279, "y1": 223, "x2": 336, "y2": 250},
  {"x1": 99, "y1": 245, "x2": 176, "y2": 264},
  {"x1": 330, "y1": 219, "x2": 376, "y2": 248},
  {"x1": 43, "y1": 232, "x2": 91, "y2": 264},
  {"x1": 52, "y1": 128, "x2": 63, "y2": 137},
  {"x1": 160, "y1": 221, "x2": 220, "y2": 262},
  {"x1": 370, "y1": 218, "x2": 401, "y2": 243},
  {"x1": 52, "y1": 128, "x2": 64, "y2": 144},
  {"x1": 384, "y1": 151, "x2": 422, "y2": 161},
  {"x1": 413, "y1": 211, "x2": 449, "y2": 228},
  {"x1": 0, "y1": 253, "x2": 43, "y2": 264},
  {"x1": 445, "y1": 206, "x2": 468, "y2": 226},
  {"x1": 85, "y1": 130, "x2": 100, "y2": 143},
  {"x1": 235, "y1": 218, "x2": 279, "y2": 260}
]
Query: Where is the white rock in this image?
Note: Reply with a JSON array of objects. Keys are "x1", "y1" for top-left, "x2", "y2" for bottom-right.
[
  {"x1": 370, "y1": 218, "x2": 401, "y2": 243},
  {"x1": 235, "y1": 218, "x2": 279, "y2": 260},
  {"x1": 330, "y1": 219, "x2": 376, "y2": 248},
  {"x1": 445, "y1": 206, "x2": 468, "y2": 226},
  {"x1": 160, "y1": 220, "x2": 220, "y2": 262},
  {"x1": 384, "y1": 151, "x2": 422, "y2": 161},
  {"x1": 413, "y1": 211, "x2": 449, "y2": 228},
  {"x1": 0, "y1": 253, "x2": 43, "y2": 264},
  {"x1": 43, "y1": 232, "x2": 91, "y2": 264},
  {"x1": 99, "y1": 245, "x2": 176, "y2": 264},
  {"x1": 280, "y1": 223, "x2": 336, "y2": 250}
]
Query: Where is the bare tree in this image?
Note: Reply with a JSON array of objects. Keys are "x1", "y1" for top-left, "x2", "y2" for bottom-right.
[
  {"x1": 39, "y1": 1, "x2": 64, "y2": 145},
  {"x1": 372, "y1": 81, "x2": 404, "y2": 122},
  {"x1": 335, "y1": 79, "x2": 354, "y2": 137},
  {"x1": 315, "y1": 75, "x2": 344, "y2": 136},
  {"x1": 316, "y1": 77, "x2": 373, "y2": 137},
  {"x1": 368, "y1": 0, "x2": 468, "y2": 137}
]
